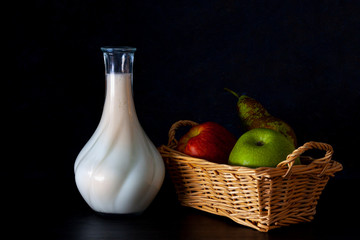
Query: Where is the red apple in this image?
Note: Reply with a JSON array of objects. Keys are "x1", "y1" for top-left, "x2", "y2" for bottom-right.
[{"x1": 177, "y1": 122, "x2": 237, "y2": 164}]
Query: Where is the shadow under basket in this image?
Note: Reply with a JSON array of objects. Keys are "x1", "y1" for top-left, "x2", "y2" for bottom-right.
[{"x1": 158, "y1": 120, "x2": 343, "y2": 232}]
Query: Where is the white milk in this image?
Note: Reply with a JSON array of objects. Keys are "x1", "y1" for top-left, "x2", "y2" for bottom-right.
[{"x1": 74, "y1": 73, "x2": 165, "y2": 214}]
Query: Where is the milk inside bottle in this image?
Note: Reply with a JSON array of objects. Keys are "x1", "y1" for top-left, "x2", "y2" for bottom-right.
[{"x1": 74, "y1": 47, "x2": 165, "y2": 214}]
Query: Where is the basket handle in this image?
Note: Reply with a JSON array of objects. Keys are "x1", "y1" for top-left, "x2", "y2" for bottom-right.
[
  {"x1": 167, "y1": 120, "x2": 199, "y2": 147},
  {"x1": 277, "y1": 141, "x2": 334, "y2": 178}
]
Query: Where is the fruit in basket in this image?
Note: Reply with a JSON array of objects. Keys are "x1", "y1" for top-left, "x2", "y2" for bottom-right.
[
  {"x1": 177, "y1": 122, "x2": 237, "y2": 164},
  {"x1": 225, "y1": 88, "x2": 297, "y2": 147},
  {"x1": 228, "y1": 128, "x2": 300, "y2": 168}
]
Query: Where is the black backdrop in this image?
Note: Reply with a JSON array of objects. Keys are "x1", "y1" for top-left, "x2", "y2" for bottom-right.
[{"x1": 7, "y1": 0, "x2": 359, "y2": 197}]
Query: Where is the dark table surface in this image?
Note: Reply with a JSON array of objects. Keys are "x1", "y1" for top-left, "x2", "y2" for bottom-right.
[{"x1": 8, "y1": 176, "x2": 358, "y2": 240}]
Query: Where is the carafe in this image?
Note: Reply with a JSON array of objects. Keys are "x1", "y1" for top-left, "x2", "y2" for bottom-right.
[{"x1": 74, "y1": 47, "x2": 165, "y2": 214}]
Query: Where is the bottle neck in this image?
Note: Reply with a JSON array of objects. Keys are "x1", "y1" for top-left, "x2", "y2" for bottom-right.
[{"x1": 100, "y1": 47, "x2": 137, "y2": 120}]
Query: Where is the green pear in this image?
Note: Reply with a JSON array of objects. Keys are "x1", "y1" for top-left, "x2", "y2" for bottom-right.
[
  {"x1": 229, "y1": 128, "x2": 300, "y2": 168},
  {"x1": 225, "y1": 88, "x2": 297, "y2": 147}
]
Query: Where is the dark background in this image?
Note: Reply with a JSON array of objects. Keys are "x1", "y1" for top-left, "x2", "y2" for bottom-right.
[{"x1": 6, "y1": 0, "x2": 360, "y2": 239}]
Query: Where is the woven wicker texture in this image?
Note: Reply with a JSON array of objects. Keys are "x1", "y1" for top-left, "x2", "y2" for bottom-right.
[{"x1": 158, "y1": 120, "x2": 343, "y2": 232}]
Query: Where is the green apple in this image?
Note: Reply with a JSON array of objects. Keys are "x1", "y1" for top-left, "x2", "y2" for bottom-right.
[{"x1": 228, "y1": 128, "x2": 300, "y2": 168}]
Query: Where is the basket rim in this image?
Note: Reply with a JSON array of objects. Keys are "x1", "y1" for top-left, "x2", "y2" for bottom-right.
[
  {"x1": 158, "y1": 144, "x2": 342, "y2": 178},
  {"x1": 159, "y1": 120, "x2": 343, "y2": 178}
]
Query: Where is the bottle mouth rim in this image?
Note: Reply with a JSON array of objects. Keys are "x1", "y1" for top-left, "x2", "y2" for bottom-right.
[{"x1": 101, "y1": 46, "x2": 136, "y2": 53}]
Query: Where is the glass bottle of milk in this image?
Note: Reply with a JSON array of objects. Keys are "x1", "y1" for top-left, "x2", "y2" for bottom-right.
[{"x1": 74, "y1": 47, "x2": 165, "y2": 214}]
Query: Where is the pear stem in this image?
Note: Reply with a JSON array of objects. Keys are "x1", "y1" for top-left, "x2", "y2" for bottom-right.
[{"x1": 224, "y1": 88, "x2": 240, "y2": 99}]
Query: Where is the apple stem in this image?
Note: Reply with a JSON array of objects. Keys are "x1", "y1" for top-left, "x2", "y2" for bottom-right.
[{"x1": 224, "y1": 88, "x2": 240, "y2": 99}]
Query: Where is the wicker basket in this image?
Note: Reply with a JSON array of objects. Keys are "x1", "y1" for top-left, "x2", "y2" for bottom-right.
[{"x1": 158, "y1": 120, "x2": 343, "y2": 232}]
